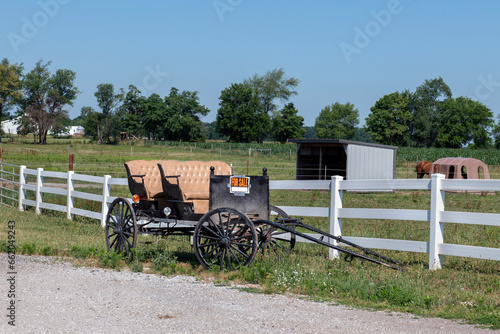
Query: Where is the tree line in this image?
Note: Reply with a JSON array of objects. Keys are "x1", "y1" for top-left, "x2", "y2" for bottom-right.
[
  {"x1": 1, "y1": 58, "x2": 499, "y2": 148},
  {"x1": 365, "y1": 78, "x2": 498, "y2": 148}
]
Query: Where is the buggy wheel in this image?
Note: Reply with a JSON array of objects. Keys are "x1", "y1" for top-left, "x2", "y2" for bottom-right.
[
  {"x1": 258, "y1": 205, "x2": 296, "y2": 254},
  {"x1": 193, "y1": 208, "x2": 258, "y2": 270},
  {"x1": 105, "y1": 197, "x2": 137, "y2": 256}
]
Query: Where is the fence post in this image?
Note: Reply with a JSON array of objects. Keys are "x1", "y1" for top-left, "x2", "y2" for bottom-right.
[
  {"x1": 35, "y1": 167, "x2": 43, "y2": 215},
  {"x1": 18, "y1": 165, "x2": 26, "y2": 211},
  {"x1": 101, "y1": 175, "x2": 111, "y2": 227},
  {"x1": 429, "y1": 173, "x2": 445, "y2": 270},
  {"x1": 329, "y1": 175, "x2": 344, "y2": 260},
  {"x1": 67, "y1": 171, "x2": 74, "y2": 220}
]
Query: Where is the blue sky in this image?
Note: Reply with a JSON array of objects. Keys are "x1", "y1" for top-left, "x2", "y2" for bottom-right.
[{"x1": 2, "y1": 0, "x2": 500, "y2": 127}]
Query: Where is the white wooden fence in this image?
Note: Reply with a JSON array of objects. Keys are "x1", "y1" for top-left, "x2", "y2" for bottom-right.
[{"x1": 3, "y1": 163, "x2": 500, "y2": 270}]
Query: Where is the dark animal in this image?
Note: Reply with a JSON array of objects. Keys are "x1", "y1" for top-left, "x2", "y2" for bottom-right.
[{"x1": 416, "y1": 161, "x2": 432, "y2": 179}]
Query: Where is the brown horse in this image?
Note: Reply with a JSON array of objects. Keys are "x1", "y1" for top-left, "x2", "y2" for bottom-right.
[{"x1": 416, "y1": 161, "x2": 432, "y2": 178}]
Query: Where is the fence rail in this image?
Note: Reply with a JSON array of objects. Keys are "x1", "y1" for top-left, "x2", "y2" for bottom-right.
[
  {"x1": 0, "y1": 162, "x2": 20, "y2": 207},
  {"x1": 1, "y1": 161, "x2": 499, "y2": 270}
]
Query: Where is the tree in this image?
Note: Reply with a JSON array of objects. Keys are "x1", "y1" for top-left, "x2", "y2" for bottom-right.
[
  {"x1": 410, "y1": 77, "x2": 452, "y2": 147},
  {"x1": 435, "y1": 97, "x2": 493, "y2": 148},
  {"x1": 215, "y1": 69, "x2": 299, "y2": 142},
  {"x1": 0, "y1": 58, "x2": 23, "y2": 141},
  {"x1": 271, "y1": 103, "x2": 306, "y2": 143},
  {"x1": 119, "y1": 85, "x2": 146, "y2": 140},
  {"x1": 244, "y1": 68, "x2": 299, "y2": 115},
  {"x1": 93, "y1": 83, "x2": 123, "y2": 144},
  {"x1": 51, "y1": 115, "x2": 70, "y2": 137},
  {"x1": 143, "y1": 93, "x2": 165, "y2": 140},
  {"x1": 352, "y1": 127, "x2": 373, "y2": 143},
  {"x1": 203, "y1": 121, "x2": 225, "y2": 140},
  {"x1": 303, "y1": 126, "x2": 317, "y2": 139},
  {"x1": 365, "y1": 92, "x2": 412, "y2": 146},
  {"x1": 80, "y1": 106, "x2": 100, "y2": 141},
  {"x1": 493, "y1": 115, "x2": 500, "y2": 149},
  {"x1": 69, "y1": 115, "x2": 85, "y2": 126},
  {"x1": 215, "y1": 83, "x2": 269, "y2": 143},
  {"x1": 19, "y1": 60, "x2": 78, "y2": 144},
  {"x1": 163, "y1": 88, "x2": 209, "y2": 142},
  {"x1": 315, "y1": 102, "x2": 359, "y2": 140}
]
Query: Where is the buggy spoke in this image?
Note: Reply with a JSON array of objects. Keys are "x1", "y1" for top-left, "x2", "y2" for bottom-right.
[
  {"x1": 198, "y1": 241, "x2": 219, "y2": 249},
  {"x1": 229, "y1": 216, "x2": 241, "y2": 235},
  {"x1": 197, "y1": 234, "x2": 219, "y2": 241},
  {"x1": 231, "y1": 234, "x2": 252, "y2": 242},
  {"x1": 109, "y1": 215, "x2": 118, "y2": 226},
  {"x1": 208, "y1": 217, "x2": 223, "y2": 235},
  {"x1": 202, "y1": 245, "x2": 221, "y2": 260},
  {"x1": 228, "y1": 247, "x2": 243, "y2": 265},
  {"x1": 217, "y1": 212, "x2": 226, "y2": 234},
  {"x1": 232, "y1": 224, "x2": 249, "y2": 237},
  {"x1": 109, "y1": 235, "x2": 118, "y2": 248},
  {"x1": 226, "y1": 250, "x2": 233, "y2": 270},
  {"x1": 201, "y1": 225, "x2": 219, "y2": 237},
  {"x1": 271, "y1": 240, "x2": 287, "y2": 252},
  {"x1": 124, "y1": 237, "x2": 132, "y2": 247},
  {"x1": 219, "y1": 248, "x2": 227, "y2": 271},
  {"x1": 231, "y1": 241, "x2": 252, "y2": 249},
  {"x1": 122, "y1": 231, "x2": 133, "y2": 238},
  {"x1": 229, "y1": 244, "x2": 250, "y2": 259}
]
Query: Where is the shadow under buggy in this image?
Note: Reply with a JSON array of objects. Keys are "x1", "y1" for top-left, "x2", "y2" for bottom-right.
[{"x1": 105, "y1": 160, "x2": 407, "y2": 271}]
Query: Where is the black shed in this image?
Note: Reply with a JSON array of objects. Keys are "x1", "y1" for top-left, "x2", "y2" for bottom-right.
[{"x1": 289, "y1": 139, "x2": 398, "y2": 180}]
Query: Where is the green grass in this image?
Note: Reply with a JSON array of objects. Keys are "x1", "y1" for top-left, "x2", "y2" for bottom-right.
[
  {"x1": 1, "y1": 189, "x2": 499, "y2": 328},
  {"x1": 397, "y1": 146, "x2": 500, "y2": 166},
  {"x1": 1, "y1": 137, "x2": 500, "y2": 328}
]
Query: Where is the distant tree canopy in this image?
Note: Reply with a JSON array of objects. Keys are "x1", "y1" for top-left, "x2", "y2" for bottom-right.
[
  {"x1": 364, "y1": 77, "x2": 495, "y2": 148},
  {"x1": 315, "y1": 102, "x2": 359, "y2": 140},
  {"x1": 0, "y1": 58, "x2": 23, "y2": 141},
  {"x1": 69, "y1": 115, "x2": 84, "y2": 126},
  {"x1": 244, "y1": 68, "x2": 299, "y2": 115},
  {"x1": 120, "y1": 85, "x2": 145, "y2": 140},
  {"x1": 18, "y1": 60, "x2": 79, "y2": 144},
  {"x1": 435, "y1": 97, "x2": 493, "y2": 148},
  {"x1": 410, "y1": 77, "x2": 452, "y2": 148},
  {"x1": 81, "y1": 86, "x2": 209, "y2": 143},
  {"x1": 493, "y1": 115, "x2": 500, "y2": 149},
  {"x1": 303, "y1": 126, "x2": 317, "y2": 139},
  {"x1": 365, "y1": 91, "x2": 412, "y2": 146},
  {"x1": 352, "y1": 127, "x2": 373, "y2": 143},
  {"x1": 203, "y1": 121, "x2": 225, "y2": 140},
  {"x1": 215, "y1": 68, "x2": 302, "y2": 143},
  {"x1": 271, "y1": 103, "x2": 306, "y2": 143},
  {"x1": 82, "y1": 84, "x2": 129, "y2": 143},
  {"x1": 215, "y1": 83, "x2": 267, "y2": 143},
  {"x1": 163, "y1": 88, "x2": 209, "y2": 142}
]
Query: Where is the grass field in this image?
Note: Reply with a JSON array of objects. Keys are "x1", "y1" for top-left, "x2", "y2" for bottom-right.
[
  {"x1": 1, "y1": 136, "x2": 500, "y2": 179},
  {"x1": 0, "y1": 137, "x2": 499, "y2": 328}
]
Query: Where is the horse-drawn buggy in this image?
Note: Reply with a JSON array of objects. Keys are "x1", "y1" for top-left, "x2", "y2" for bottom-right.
[{"x1": 105, "y1": 160, "x2": 406, "y2": 271}]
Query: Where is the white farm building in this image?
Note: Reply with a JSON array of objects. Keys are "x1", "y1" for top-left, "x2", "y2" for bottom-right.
[{"x1": 1, "y1": 118, "x2": 19, "y2": 135}]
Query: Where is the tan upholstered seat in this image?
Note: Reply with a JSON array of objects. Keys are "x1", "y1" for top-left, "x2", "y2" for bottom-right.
[
  {"x1": 124, "y1": 160, "x2": 165, "y2": 199},
  {"x1": 157, "y1": 160, "x2": 232, "y2": 213}
]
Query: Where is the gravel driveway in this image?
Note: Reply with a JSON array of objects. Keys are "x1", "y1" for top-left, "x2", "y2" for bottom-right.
[{"x1": 1, "y1": 254, "x2": 491, "y2": 333}]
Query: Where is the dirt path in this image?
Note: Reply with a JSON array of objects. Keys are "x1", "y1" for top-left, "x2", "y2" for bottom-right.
[{"x1": 1, "y1": 254, "x2": 491, "y2": 333}]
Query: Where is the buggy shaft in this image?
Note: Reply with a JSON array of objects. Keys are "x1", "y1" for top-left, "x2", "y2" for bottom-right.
[{"x1": 255, "y1": 219, "x2": 407, "y2": 272}]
